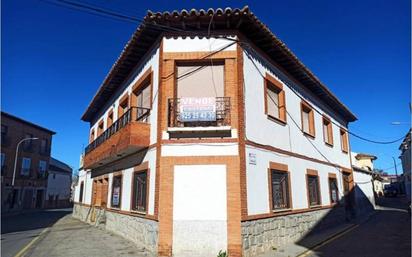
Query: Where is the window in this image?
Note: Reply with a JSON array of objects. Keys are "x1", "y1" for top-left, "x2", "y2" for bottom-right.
[
  {"x1": 329, "y1": 176, "x2": 339, "y2": 204},
  {"x1": 23, "y1": 133, "x2": 34, "y2": 150},
  {"x1": 118, "y1": 94, "x2": 129, "y2": 118},
  {"x1": 132, "y1": 171, "x2": 148, "y2": 212},
  {"x1": 107, "y1": 110, "x2": 114, "y2": 127},
  {"x1": 265, "y1": 74, "x2": 286, "y2": 123},
  {"x1": 340, "y1": 128, "x2": 349, "y2": 153},
  {"x1": 40, "y1": 139, "x2": 48, "y2": 154},
  {"x1": 270, "y1": 170, "x2": 290, "y2": 210},
  {"x1": 177, "y1": 63, "x2": 224, "y2": 98},
  {"x1": 323, "y1": 117, "x2": 333, "y2": 146},
  {"x1": 97, "y1": 120, "x2": 104, "y2": 137},
  {"x1": 21, "y1": 157, "x2": 31, "y2": 176},
  {"x1": 38, "y1": 160, "x2": 47, "y2": 177},
  {"x1": 134, "y1": 83, "x2": 151, "y2": 121},
  {"x1": 89, "y1": 129, "x2": 95, "y2": 143},
  {"x1": 1, "y1": 153, "x2": 5, "y2": 175},
  {"x1": 307, "y1": 170, "x2": 321, "y2": 207},
  {"x1": 79, "y1": 182, "x2": 84, "y2": 203},
  {"x1": 111, "y1": 175, "x2": 122, "y2": 208},
  {"x1": 1, "y1": 125, "x2": 8, "y2": 144},
  {"x1": 301, "y1": 102, "x2": 315, "y2": 137}
]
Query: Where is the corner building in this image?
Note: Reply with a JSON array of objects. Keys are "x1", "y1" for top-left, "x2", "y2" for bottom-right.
[{"x1": 73, "y1": 7, "x2": 358, "y2": 257}]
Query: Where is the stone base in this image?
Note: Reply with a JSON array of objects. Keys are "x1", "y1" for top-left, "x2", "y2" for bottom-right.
[
  {"x1": 72, "y1": 204, "x2": 158, "y2": 255},
  {"x1": 241, "y1": 207, "x2": 348, "y2": 257}
]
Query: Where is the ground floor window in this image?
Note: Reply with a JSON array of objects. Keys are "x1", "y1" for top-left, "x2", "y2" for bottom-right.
[
  {"x1": 307, "y1": 174, "x2": 321, "y2": 206},
  {"x1": 132, "y1": 170, "x2": 147, "y2": 212},
  {"x1": 270, "y1": 170, "x2": 290, "y2": 210},
  {"x1": 111, "y1": 175, "x2": 122, "y2": 208},
  {"x1": 329, "y1": 177, "x2": 339, "y2": 204}
]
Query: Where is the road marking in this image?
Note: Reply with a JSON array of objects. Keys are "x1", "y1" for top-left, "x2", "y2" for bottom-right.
[
  {"x1": 13, "y1": 227, "x2": 50, "y2": 257},
  {"x1": 296, "y1": 224, "x2": 359, "y2": 257}
]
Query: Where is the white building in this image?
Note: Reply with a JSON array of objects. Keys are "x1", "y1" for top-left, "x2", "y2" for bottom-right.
[
  {"x1": 46, "y1": 158, "x2": 72, "y2": 208},
  {"x1": 73, "y1": 7, "x2": 360, "y2": 257}
]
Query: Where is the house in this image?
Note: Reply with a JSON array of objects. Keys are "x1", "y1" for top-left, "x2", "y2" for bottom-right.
[
  {"x1": 1, "y1": 111, "x2": 55, "y2": 213},
  {"x1": 399, "y1": 129, "x2": 411, "y2": 197},
  {"x1": 73, "y1": 7, "x2": 359, "y2": 257},
  {"x1": 351, "y1": 152, "x2": 377, "y2": 216},
  {"x1": 45, "y1": 157, "x2": 72, "y2": 208}
]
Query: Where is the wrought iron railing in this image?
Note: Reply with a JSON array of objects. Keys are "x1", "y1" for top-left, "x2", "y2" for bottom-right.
[
  {"x1": 168, "y1": 97, "x2": 231, "y2": 128},
  {"x1": 85, "y1": 107, "x2": 150, "y2": 154}
]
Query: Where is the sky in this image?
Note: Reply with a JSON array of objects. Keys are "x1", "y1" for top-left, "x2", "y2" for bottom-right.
[{"x1": 2, "y1": 0, "x2": 410, "y2": 174}]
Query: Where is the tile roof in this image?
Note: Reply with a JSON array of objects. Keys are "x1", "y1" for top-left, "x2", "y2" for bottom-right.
[{"x1": 82, "y1": 6, "x2": 357, "y2": 122}]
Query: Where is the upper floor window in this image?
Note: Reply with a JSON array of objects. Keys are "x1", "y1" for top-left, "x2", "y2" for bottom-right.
[
  {"x1": 118, "y1": 94, "x2": 129, "y2": 118},
  {"x1": 111, "y1": 175, "x2": 122, "y2": 208},
  {"x1": 301, "y1": 101, "x2": 315, "y2": 137},
  {"x1": 89, "y1": 129, "x2": 95, "y2": 143},
  {"x1": 23, "y1": 133, "x2": 34, "y2": 150},
  {"x1": 132, "y1": 72, "x2": 152, "y2": 122},
  {"x1": 340, "y1": 128, "x2": 349, "y2": 153},
  {"x1": 97, "y1": 120, "x2": 104, "y2": 137},
  {"x1": 1, "y1": 125, "x2": 8, "y2": 144},
  {"x1": 40, "y1": 139, "x2": 49, "y2": 154},
  {"x1": 265, "y1": 74, "x2": 286, "y2": 123},
  {"x1": 1, "y1": 153, "x2": 5, "y2": 175},
  {"x1": 177, "y1": 63, "x2": 224, "y2": 98},
  {"x1": 21, "y1": 157, "x2": 31, "y2": 176},
  {"x1": 107, "y1": 109, "x2": 114, "y2": 128},
  {"x1": 38, "y1": 160, "x2": 47, "y2": 177},
  {"x1": 323, "y1": 116, "x2": 333, "y2": 146}
]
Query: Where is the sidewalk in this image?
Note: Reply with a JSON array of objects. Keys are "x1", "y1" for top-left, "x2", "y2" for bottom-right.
[{"x1": 23, "y1": 215, "x2": 152, "y2": 257}]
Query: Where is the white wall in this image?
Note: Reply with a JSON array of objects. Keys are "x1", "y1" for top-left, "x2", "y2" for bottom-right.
[
  {"x1": 89, "y1": 44, "x2": 161, "y2": 145},
  {"x1": 172, "y1": 164, "x2": 227, "y2": 257},
  {"x1": 73, "y1": 169, "x2": 93, "y2": 205},
  {"x1": 242, "y1": 48, "x2": 351, "y2": 168},
  {"x1": 246, "y1": 145, "x2": 345, "y2": 215},
  {"x1": 353, "y1": 170, "x2": 375, "y2": 207},
  {"x1": 46, "y1": 171, "x2": 71, "y2": 199},
  {"x1": 163, "y1": 36, "x2": 237, "y2": 53}
]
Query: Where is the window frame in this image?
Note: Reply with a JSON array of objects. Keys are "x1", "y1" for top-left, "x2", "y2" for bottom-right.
[
  {"x1": 322, "y1": 116, "x2": 334, "y2": 146},
  {"x1": 328, "y1": 173, "x2": 339, "y2": 205},
  {"x1": 301, "y1": 101, "x2": 315, "y2": 138},
  {"x1": 89, "y1": 129, "x2": 95, "y2": 143},
  {"x1": 21, "y1": 157, "x2": 31, "y2": 176},
  {"x1": 110, "y1": 174, "x2": 122, "y2": 209},
  {"x1": 267, "y1": 162, "x2": 292, "y2": 212},
  {"x1": 97, "y1": 120, "x2": 104, "y2": 137},
  {"x1": 264, "y1": 73, "x2": 287, "y2": 124},
  {"x1": 340, "y1": 128, "x2": 349, "y2": 153},
  {"x1": 38, "y1": 160, "x2": 47, "y2": 177},
  {"x1": 131, "y1": 167, "x2": 150, "y2": 213},
  {"x1": 107, "y1": 109, "x2": 114, "y2": 128},
  {"x1": 306, "y1": 169, "x2": 322, "y2": 207},
  {"x1": 118, "y1": 93, "x2": 130, "y2": 118}
]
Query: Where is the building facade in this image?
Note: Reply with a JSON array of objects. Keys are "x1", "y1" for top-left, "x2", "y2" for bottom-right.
[
  {"x1": 399, "y1": 129, "x2": 411, "y2": 197},
  {"x1": 73, "y1": 7, "x2": 358, "y2": 257},
  {"x1": 1, "y1": 111, "x2": 55, "y2": 213},
  {"x1": 45, "y1": 157, "x2": 72, "y2": 208}
]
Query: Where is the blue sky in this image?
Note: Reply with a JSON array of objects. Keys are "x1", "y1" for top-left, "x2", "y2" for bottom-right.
[{"x1": 2, "y1": 0, "x2": 410, "y2": 174}]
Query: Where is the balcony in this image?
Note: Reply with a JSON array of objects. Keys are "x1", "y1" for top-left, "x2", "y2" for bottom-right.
[
  {"x1": 167, "y1": 97, "x2": 231, "y2": 138},
  {"x1": 83, "y1": 107, "x2": 151, "y2": 169}
]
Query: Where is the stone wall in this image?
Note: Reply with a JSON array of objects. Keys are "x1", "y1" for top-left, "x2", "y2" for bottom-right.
[
  {"x1": 241, "y1": 207, "x2": 347, "y2": 257},
  {"x1": 72, "y1": 204, "x2": 158, "y2": 255}
]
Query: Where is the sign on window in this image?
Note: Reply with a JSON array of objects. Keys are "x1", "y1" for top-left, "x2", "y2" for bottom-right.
[
  {"x1": 179, "y1": 97, "x2": 216, "y2": 122},
  {"x1": 112, "y1": 187, "x2": 120, "y2": 206}
]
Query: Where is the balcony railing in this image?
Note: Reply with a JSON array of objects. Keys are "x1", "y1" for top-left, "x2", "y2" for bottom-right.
[
  {"x1": 168, "y1": 97, "x2": 231, "y2": 128},
  {"x1": 85, "y1": 107, "x2": 150, "y2": 154}
]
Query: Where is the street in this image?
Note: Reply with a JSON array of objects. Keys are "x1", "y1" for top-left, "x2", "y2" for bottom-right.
[
  {"x1": 1, "y1": 197, "x2": 410, "y2": 257},
  {"x1": 306, "y1": 197, "x2": 411, "y2": 257},
  {"x1": 1, "y1": 209, "x2": 72, "y2": 257}
]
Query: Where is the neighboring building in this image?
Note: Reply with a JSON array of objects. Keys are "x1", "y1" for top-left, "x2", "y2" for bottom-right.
[
  {"x1": 45, "y1": 157, "x2": 72, "y2": 208},
  {"x1": 399, "y1": 129, "x2": 411, "y2": 197},
  {"x1": 1, "y1": 111, "x2": 55, "y2": 213},
  {"x1": 73, "y1": 7, "x2": 359, "y2": 257},
  {"x1": 351, "y1": 152, "x2": 377, "y2": 216}
]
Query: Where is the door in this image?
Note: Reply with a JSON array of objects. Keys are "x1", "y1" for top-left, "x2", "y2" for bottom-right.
[
  {"x1": 173, "y1": 165, "x2": 227, "y2": 257},
  {"x1": 23, "y1": 189, "x2": 33, "y2": 209},
  {"x1": 36, "y1": 189, "x2": 44, "y2": 208}
]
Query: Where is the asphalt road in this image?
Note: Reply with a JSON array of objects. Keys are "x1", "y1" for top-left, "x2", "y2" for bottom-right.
[
  {"x1": 307, "y1": 197, "x2": 411, "y2": 257},
  {"x1": 1, "y1": 208, "x2": 72, "y2": 257}
]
